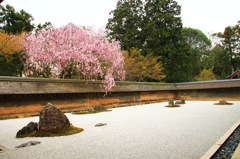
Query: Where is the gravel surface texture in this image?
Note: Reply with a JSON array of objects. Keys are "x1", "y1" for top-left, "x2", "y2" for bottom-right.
[{"x1": 0, "y1": 101, "x2": 240, "y2": 159}]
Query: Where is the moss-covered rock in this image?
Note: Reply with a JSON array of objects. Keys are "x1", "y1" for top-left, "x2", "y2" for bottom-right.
[{"x1": 16, "y1": 103, "x2": 83, "y2": 138}]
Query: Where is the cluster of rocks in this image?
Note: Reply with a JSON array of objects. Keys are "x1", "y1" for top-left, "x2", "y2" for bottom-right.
[
  {"x1": 214, "y1": 100, "x2": 233, "y2": 105},
  {"x1": 165, "y1": 99, "x2": 185, "y2": 107},
  {"x1": 72, "y1": 105, "x2": 111, "y2": 115},
  {"x1": 16, "y1": 103, "x2": 74, "y2": 138}
]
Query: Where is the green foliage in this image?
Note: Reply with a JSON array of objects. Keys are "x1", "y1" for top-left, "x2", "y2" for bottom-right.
[
  {"x1": 26, "y1": 63, "x2": 52, "y2": 78},
  {"x1": 212, "y1": 21, "x2": 240, "y2": 72},
  {"x1": 163, "y1": 42, "x2": 193, "y2": 82},
  {"x1": 0, "y1": 52, "x2": 25, "y2": 76},
  {"x1": 182, "y1": 28, "x2": 212, "y2": 78},
  {"x1": 182, "y1": 28, "x2": 211, "y2": 50},
  {"x1": 0, "y1": 5, "x2": 54, "y2": 78},
  {"x1": 142, "y1": 0, "x2": 182, "y2": 56},
  {"x1": 59, "y1": 61, "x2": 79, "y2": 79},
  {"x1": 209, "y1": 46, "x2": 232, "y2": 79},
  {"x1": 195, "y1": 68, "x2": 216, "y2": 81},
  {"x1": 0, "y1": 4, "x2": 35, "y2": 34},
  {"x1": 123, "y1": 49, "x2": 165, "y2": 82},
  {"x1": 107, "y1": 0, "x2": 193, "y2": 82},
  {"x1": 106, "y1": 0, "x2": 143, "y2": 51},
  {"x1": 35, "y1": 22, "x2": 52, "y2": 32}
]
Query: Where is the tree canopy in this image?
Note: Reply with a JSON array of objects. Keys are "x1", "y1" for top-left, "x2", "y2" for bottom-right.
[
  {"x1": 106, "y1": 0, "x2": 193, "y2": 82},
  {"x1": 182, "y1": 28, "x2": 211, "y2": 51},
  {"x1": 106, "y1": 0, "x2": 143, "y2": 51},
  {"x1": 182, "y1": 28, "x2": 212, "y2": 77},
  {"x1": 24, "y1": 23, "x2": 125, "y2": 91},
  {"x1": 0, "y1": 4, "x2": 34, "y2": 34},
  {"x1": 195, "y1": 68, "x2": 216, "y2": 81},
  {"x1": 212, "y1": 21, "x2": 240, "y2": 72},
  {"x1": 123, "y1": 49, "x2": 165, "y2": 82},
  {"x1": 210, "y1": 46, "x2": 232, "y2": 79},
  {"x1": 0, "y1": 32, "x2": 24, "y2": 56}
]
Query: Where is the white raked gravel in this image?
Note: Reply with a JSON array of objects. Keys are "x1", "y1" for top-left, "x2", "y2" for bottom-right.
[{"x1": 0, "y1": 101, "x2": 240, "y2": 159}]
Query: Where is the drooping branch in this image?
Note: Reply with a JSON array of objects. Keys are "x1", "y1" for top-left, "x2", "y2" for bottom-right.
[{"x1": 24, "y1": 23, "x2": 125, "y2": 91}]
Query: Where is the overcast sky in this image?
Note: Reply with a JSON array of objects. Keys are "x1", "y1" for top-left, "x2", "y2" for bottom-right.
[{"x1": 2, "y1": 0, "x2": 240, "y2": 36}]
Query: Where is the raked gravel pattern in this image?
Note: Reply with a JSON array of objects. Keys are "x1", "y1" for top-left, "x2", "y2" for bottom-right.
[{"x1": 0, "y1": 101, "x2": 240, "y2": 159}]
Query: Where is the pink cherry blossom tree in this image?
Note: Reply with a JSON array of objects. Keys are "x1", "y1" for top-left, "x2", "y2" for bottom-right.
[{"x1": 23, "y1": 23, "x2": 125, "y2": 91}]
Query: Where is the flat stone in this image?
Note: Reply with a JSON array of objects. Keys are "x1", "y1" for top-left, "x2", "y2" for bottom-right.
[
  {"x1": 95, "y1": 123, "x2": 107, "y2": 127},
  {"x1": 175, "y1": 100, "x2": 186, "y2": 104},
  {"x1": 214, "y1": 100, "x2": 233, "y2": 105},
  {"x1": 15, "y1": 141, "x2": 41, "y2": 148}
]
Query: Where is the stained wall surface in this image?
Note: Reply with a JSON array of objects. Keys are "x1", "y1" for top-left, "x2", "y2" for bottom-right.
[{"x1": 0, "y1": 77, "x2": 239, "y2": 119}]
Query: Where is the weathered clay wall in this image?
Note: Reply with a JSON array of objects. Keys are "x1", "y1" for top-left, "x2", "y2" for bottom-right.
[
  {"x1": 0, "y1": 77, "x2": 239, "y2": 119},
  {"x1": 177, "y1": 88, "x2": 240, "y2": 101},
  {"x1": 0, "y1": 91, "x2": 176, "y2": 119}
]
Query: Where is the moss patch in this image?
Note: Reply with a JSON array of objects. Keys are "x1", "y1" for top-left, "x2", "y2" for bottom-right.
[
  {"x1": 214, "y1": 103, "x2": 233, "y2": 105},
  {"x1": 35, "y1": 126, "x2": 84, "y2": 137},
  {"x1": 16, "y1": 126, "x2": 84, "y2": 138},
  {"x1": 164, "y1": 105, "x2": 181, "y2": 108}
]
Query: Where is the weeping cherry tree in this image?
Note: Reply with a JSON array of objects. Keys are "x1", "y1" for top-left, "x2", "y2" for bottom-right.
[{"x1": 23, "y1": 23, "x2": 125, "y2": 91}]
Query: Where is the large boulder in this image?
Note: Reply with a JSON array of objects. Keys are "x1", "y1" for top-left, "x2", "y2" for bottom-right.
[
  {"x1": 16, "y1": 103, "x2": 83, "y2": 137},
  {"x1": 16, "y1": 122, "x2": 38, "y2": 138},
  {"x1": 39, "y1": 103, "x2": 70, "y2": 131},
  {"x1": 168, "y1": 99, "x2": 175, "y2": 106}
]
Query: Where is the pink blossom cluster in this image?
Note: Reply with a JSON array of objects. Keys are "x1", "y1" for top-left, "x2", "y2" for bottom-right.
[{"x1": 23, "y1": 23, "x2": 125, "y2": 91}]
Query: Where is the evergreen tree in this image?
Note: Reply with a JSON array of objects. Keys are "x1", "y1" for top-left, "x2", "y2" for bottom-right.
[
  {"x1": 106, "y1": 0, "x2": 193, "y2": 82},
  {"x1": 210, "y1": 46, "x2": 232, "y2": 79},
  {"x1": 106, "y1": 0, "x2": 143, "y2": 50},
  {"x1": 182, "y1": 28, "x2": 212, "y2": 77},
  {"x1": 213, "y1": 21, "x2": 240, "y2": 72},
  {"x1": 0, "y1": 4, "x2": 34, "y2": 34}
]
